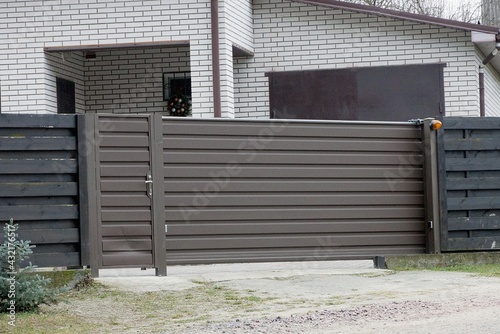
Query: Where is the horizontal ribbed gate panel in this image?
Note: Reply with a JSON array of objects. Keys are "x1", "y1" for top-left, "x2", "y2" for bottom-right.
[
  {"x1": 0, "y1": 114, "x2": 81, "y2": 267},
  {"x1": 163, "y1": 118, "x2": 426, "y2": 264},
  {"x1": 439, "y1": 117, "x2": 500, "y2": 251},
  {"x1": 97, "y1": 116, "x2": 154, "y2": 268}
]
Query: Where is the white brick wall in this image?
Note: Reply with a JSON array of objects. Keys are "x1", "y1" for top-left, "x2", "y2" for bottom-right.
[
  {"x1": 234, "y1": 0, "x2": 481, "y2": 118},
  {"x1": 0, "y1": 0, "x2": 214, "y2": 116},
  {"x1": 1, "y1": 0, "x2": 498, "y2": 118}
]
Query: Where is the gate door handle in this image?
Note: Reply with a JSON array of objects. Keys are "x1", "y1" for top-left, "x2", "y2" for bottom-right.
[{"x1": 145, "y1": 171, "x2": 153, "y2": 198}]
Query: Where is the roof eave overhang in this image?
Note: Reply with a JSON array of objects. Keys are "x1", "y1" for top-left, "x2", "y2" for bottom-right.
[
  {"x1": 291, "y1": 0, "x2": 500, "y2": 34},
  {"x1": 44, "y1": 40, "x2": 190, "y2": 53}
]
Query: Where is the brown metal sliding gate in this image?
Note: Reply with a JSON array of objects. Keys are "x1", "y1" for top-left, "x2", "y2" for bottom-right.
[
  {"x1": 84, "y1": 115, "x2": 439, "y2": 275},
  {"x1": 163, "y1": 118, "x2": 436, "y2": 265}
]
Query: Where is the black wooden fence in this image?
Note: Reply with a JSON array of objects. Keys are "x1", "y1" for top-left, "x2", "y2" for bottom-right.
[
  {"x1": 0, "y1": 115, "x2": 83, "y2": 267},
  {"x1": 438, "y1": 117, "x2": 500, "y2": 252}
]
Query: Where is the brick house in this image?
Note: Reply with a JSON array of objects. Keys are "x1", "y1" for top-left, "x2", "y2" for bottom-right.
[{"x1": 1, "y1": 0, "x2": 500, "y2": 118}]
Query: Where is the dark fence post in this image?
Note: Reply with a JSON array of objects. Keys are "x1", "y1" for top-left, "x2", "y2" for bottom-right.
[
  {"x1": 151, "y1": 114, "x2": 167, "y2": 276},
  {"x1": 78, "y1": 114, "x2": 100, "y2": 278},
  {"x1": 422, "y1": 119, "x2": 441, "y2": 254},
  {"x1": 436, "y1": 123, "x2": 449, "y2": 251}
]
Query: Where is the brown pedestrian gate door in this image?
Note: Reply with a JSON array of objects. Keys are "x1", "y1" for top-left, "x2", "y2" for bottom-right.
[{"x1": 89, "y1": 114, "x2": 166, "y2": 275}]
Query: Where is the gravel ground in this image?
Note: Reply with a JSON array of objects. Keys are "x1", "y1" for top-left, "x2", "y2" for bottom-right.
[
  {"x1": 182, "y1": 295, "x2": 500, "y2": 334},
  {"x1": 97, "y1": 261, "x2": 500, "y2": 334}
]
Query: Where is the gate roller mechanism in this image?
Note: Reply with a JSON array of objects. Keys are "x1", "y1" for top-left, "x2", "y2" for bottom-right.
[{"x1": 409, "y1": 118, "x2": 443, "y2": 131}]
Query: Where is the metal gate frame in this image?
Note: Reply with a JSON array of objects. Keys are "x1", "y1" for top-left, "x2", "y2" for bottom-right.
[
  {"x1": 79, "y1": 115, "x2": 442, "y2": 276},
  {"x1": 81, "y1": 114, "x2": 166, "y2": 277}
]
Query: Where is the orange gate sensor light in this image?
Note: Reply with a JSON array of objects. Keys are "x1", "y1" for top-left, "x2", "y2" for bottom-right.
[{"x1": 430, "y1": 120, "x2": 442, "y2": 131}]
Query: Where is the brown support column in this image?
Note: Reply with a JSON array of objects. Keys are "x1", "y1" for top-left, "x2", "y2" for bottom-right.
[
  {"x1": 211, "y1": 0, "x2": 222, "y2": 117},
  {"x1": 79, "y1": 114, "x2": 100, "y2": 278}
]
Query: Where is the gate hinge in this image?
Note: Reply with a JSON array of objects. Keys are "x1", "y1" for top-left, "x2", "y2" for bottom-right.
[{"x1": 428, "y1": 221, "x2": 433, "y2": 229}]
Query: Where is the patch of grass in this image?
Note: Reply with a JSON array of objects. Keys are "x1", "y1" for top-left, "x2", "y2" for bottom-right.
[
  {"x1": 353, "y1": 271, "x2": 395, "y2": 278},
  {"x1": 0, "y1": 278, "x2": 281, "y2": 333},
  {"x1": 427, "y1": 263, "x2": 500, "y2": 277},
  {"x1": 0, "y1": 309, "x2": 101, "y2": 334}
]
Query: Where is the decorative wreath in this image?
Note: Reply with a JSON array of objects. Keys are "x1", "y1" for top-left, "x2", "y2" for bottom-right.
[{"x1": 167, "y1": 94, "x2": 192, "y2": 117}]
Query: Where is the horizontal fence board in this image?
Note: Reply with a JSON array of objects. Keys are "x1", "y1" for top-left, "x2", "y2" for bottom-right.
[
  {"x1": 99, "y1": 134, "x2": 150, "y2": 147},
  {"x1": 101, "y1": 180, "x2": 148, "y2": 192},
  {"x1": 102, "y1": 252, "x2": 153, "y2": 266},
  {"x1": 101, "y1": 209, "x2": 152, "y2": 222},
  {"x1": 163, "y1": 137, "x2": 422, "y2": 152},
  {"x1": 166, "y1": 207, "x2": 424, "y2": 221},
  {"x1": 443, "y1": 117, "x2": 500, "y2": 130},
  {"x1": 447, "y1": 196, "x2": 500, "y2": 210},
  {"x1": 0, "y1": 151, "x2": 76, "y2": 160},
  {"x1": 0, "y1": 205, "x2": 78, "y2": 220},
  {"x1": 99, "y1": 150, "x2": 150, "y2": 163},
  {"x1": 0, "y1": 128, "x2": 74, "y2": 137},
  {"x1": 0, "y1": 196, "x2": 77, "y2": 206},
  {"x1": 102, "y1": 239, "x2": 152, "y2": 252},
  {"x1": 164, "y1": 180, "x2": 424, "y2": 193},
  {"x1": 448, "y1": 217, "x2": 500, "y2": 231},
  {"x1": 163, "y1": 120, "x2": 421, "y2": 139},
  {"x1": 446, "y1": 237, "x2": 500, "y2": 251},
  {"x1": 0, "y1": 182, "x2": 78, "y2": 197},
  {"x1": 0, "y1": 159, "x2": 77, "y2": 174},
  {"x1": 17, "y1": 228, "x2": 79, "y2": 244},
  {"x1": 101, "y1": 194, "x2": 151, "y2": 207},
  {"x1": 446, "y1": 177, "x2": 500, "y2": 190},
  {"x1": 165, "y1": 194, "x2": 423, "y2": 207},
  {"x1": 0, "y1": 137, "x2": 76, "y2": 151},
  {"x1": 166, "y1": 233, "x2": 425, "y2": 250},
  {"x1": 100, "y1": 165, "x2": 150, "y2": 177},
  {"x1": 102, "y1": 224, "x2": 152, "y2": 237},
  {"x1": 164, "y1": 166, "x2": 423, "y2": 179},
  {"x1": 445, "y1": 158, "x2": 500, "y2": 171},
  {"x1": 444, "y1": 138, "x2": 500, "y2": 151},
  {"x1": 167, "y1": 220, "x2": 425, "y2": 235},
  {"x1": 28, "y1": 252, "x2": 81, "y2": 268},
  {"x1": 99, "y1": 119, "x2": 149, "y2": 133},
  {"x1": 0, "y1": 114, "x2": 76, "y2": 128},
  {"x1": 164, "y1": 152, "x2": 423, "y2": 165}
]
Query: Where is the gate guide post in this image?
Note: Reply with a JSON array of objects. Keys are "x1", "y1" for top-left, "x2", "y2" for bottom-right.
[
  {"x1": 422, "y1": 118, "x2": 442, "y2": 254},
  {"x1": 151, "y1": 114, "x2": 167, "y2": 276},
  {"x1": 79, "y1": 114, "x2": 101, "y2": 278}
]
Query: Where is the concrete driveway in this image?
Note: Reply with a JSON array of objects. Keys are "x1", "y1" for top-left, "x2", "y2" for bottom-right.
[{"x1": 96, "y1": 260, "x2": 500, "y2": 333}]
